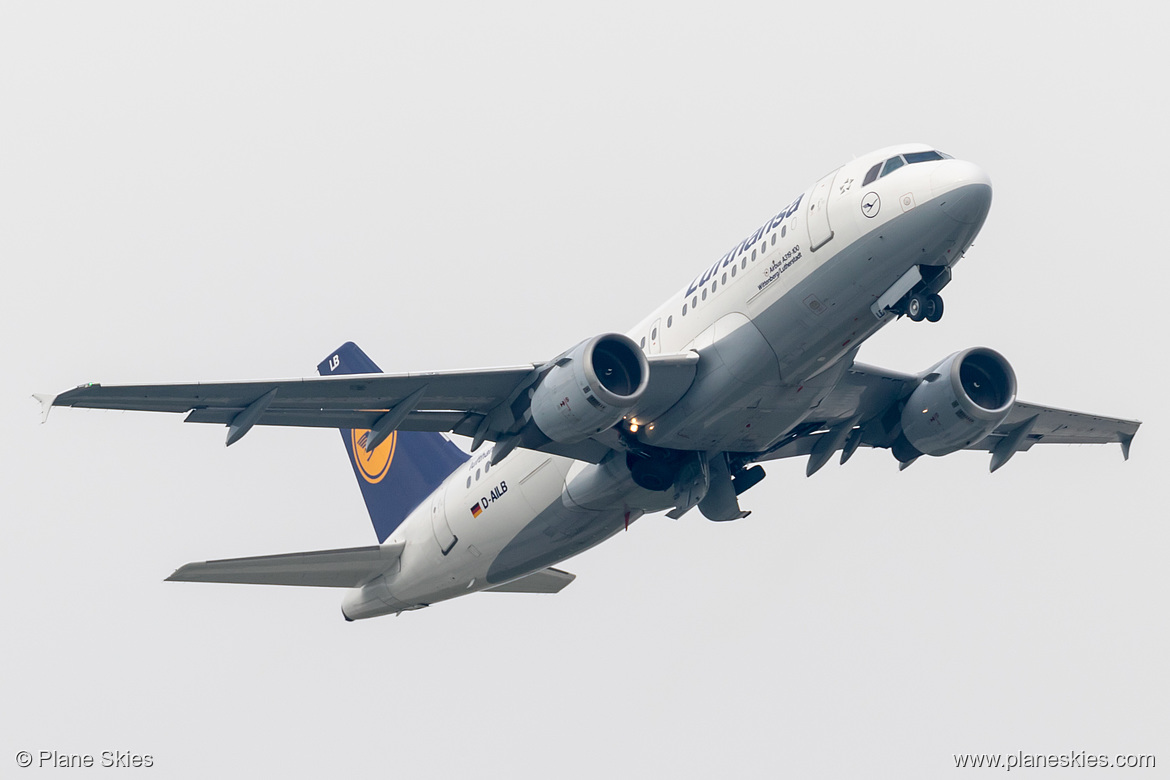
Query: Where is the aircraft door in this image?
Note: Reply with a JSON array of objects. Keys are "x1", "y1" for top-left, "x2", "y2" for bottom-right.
[
  {"x1": 430, "y1": 495, "x2": 457, "y2": 555},
  {"x1": 806, "y1": 169, "x2": 838, "y2": 251}
]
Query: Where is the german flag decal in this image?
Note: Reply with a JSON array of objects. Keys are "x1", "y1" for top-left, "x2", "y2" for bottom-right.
[{"x1": 470, "y1": 502, "x2": 483, "y2": 518}]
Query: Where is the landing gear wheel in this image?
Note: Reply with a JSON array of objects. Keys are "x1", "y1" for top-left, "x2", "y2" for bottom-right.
[
  {"x1": 924, "y1": 293, "x2": 944, "y2": 323},
  {"x1": 627, "y1": 451, "x2": 679, "y2": 492},
  {"x1": 907, "y1": 293, "x2": 926, "y2": 322}
]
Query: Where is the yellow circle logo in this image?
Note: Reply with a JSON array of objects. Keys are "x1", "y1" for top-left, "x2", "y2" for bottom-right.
[{"x1": 351, "y1": 429, "x2": 397, "y2": 484}]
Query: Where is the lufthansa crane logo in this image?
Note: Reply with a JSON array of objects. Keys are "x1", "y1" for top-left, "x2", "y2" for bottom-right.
[
  {"x1": 861, "y1": 192, "x2": 881, "y2": 218},
  {"x1": 351, "y1": 428, "x2": 397, "y2": 484}
]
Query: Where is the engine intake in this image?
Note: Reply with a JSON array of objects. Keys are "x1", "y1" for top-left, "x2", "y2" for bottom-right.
[
  {"x1": 530, "y1": 333, "x2": 649, "y2": 443},
  {"x1": 899, "y1": 347, "x2": 1016, "y2": 457}
]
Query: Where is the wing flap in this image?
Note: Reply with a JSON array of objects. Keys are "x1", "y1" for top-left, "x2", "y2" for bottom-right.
[
  {"x1": 183, "y1": 407, "x2": 471, "y2": 431},
  {"x1": 166, "y1": 542, "x2": 405, "y2": 588}
]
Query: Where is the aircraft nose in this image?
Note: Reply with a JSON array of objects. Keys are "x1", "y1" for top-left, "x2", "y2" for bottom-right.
[{"x1": 931, "y1": 160, "x2": 993, "y2": 225}]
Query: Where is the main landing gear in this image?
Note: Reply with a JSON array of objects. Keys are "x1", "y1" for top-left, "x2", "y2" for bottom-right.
[{"x1": 906, "y1": 292, "x2": 943, "y2": 323}]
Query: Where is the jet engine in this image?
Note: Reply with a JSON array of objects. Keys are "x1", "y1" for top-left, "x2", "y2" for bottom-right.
[
  {"x1": 898, "y1": 347, "x2": 1016, "y2": 457},
  {"x1": 530, "y1": 333, "x2": 649, "y2": 443}
]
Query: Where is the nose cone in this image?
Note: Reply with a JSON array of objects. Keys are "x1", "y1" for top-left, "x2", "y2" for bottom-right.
[{"x1": 931, "y1": 160, "x2": 993, "y2": 225}]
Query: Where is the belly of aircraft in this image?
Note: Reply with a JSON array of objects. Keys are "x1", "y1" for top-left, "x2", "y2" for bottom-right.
[
  {"x1": 647, "y1": 192, "x2": 982, "y2": 454},
  {"x1": 485, "y1": 501, "x2": 636, "y2": 585},
  {"x1": 382, "y1": 187, "x2": 990, "y2": 610}
]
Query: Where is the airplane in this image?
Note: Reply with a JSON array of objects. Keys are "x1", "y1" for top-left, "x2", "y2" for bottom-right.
[{"x1": 38, "y1": 143, "x2": 1140, "y2": 620}]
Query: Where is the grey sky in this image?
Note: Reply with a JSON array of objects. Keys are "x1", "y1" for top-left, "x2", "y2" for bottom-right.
[{"x1": 2, "y1": 3, "x2": 1165, "y2": 777}]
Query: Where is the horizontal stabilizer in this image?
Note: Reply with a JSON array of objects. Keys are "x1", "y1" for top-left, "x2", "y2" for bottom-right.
[
  {"x1": 167, "y1": 542, "x2": 405, "y2": 588},
  {"x1": 484, "y1": 567, "x2": 576, "y2": 594}
]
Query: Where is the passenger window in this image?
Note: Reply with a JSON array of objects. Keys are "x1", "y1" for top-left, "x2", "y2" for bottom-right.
[
  {"x1": 692, "y1": 296, "x2": 698, "y2": 308},
  {"x1": 880, "y1": 156, "x2": 905, "y2": 178},
  {"x1": 667, "y1": 315, "x2": 672, "y2": 327},
  {"x1": 484, "y1": 462, "x2": 490, "y2": 473},
  {"x1": 862, "y1": 162, "x2": 881, "y2": 186},
  {"x1": 640, "y1": 337, "x2": 646, "y2": 348},
  {"x1": 702, "y1": 289, "x2": 708, "y2": 300},
  {"x1": 682, "y1": 303, "x2": 688, "y2": 316},
  {"x1": 751, "y1": 249, "x2": 757, "y2": 261},
  {"x1": 741, "y1": 258, "x2": 747, "y2": 269},
  {"x1": 466, "y1": 476, "x2": 472, "y2": 488},
  {"x1": 651, "y1": 327, "x2": 658, "y2": 340},
  {"x1": 721, "y1": 273, "x2": 727, "y2": 284},
  {"x1": 770, "y1": 234, "x2": 776, "y2": 246},
  {"x1": 711, "y1": 281, "x2": 717, "y2": 292},
  {"x1": 781, "y1": 225, "x2": 786, "y2": 238},
  {"x1": 731, "y1": 265, "x2": 736, "y2": 277},
  {"x1": 476, "y1": 468, "x2": 481, "y2": 480}
]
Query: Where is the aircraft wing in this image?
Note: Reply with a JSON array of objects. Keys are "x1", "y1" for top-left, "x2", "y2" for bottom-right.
[
  {"x1": 48, "y1": 366, "x2": 536, "y2": 429},
  {"x1": 962, "y1": 400, "x2": 1140, "y2": 452},
  {"x1": 43, "y1": 351, "x2": 699, "y2": 464},
  {"x1": 743, "y1": 363, "x2": 1140, "y2": 472}
]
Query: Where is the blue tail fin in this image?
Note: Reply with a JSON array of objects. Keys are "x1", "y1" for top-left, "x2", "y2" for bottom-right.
[{"x1": 318, "y1": 342, "x2": 469, "y2": 543}]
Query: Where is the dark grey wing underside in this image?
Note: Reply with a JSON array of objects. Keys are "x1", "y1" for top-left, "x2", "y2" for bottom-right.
[
  {"x1": 743, "y1": 363, "x2": 1140, "y2": 471},
  {"x1": 47, "y1": 353, "x2": 700, "y2": 465}
]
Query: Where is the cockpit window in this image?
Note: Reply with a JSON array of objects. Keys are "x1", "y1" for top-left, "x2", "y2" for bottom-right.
[
  {"x1": 880, "y1": 156, "x2": 904, "y2": 178},
  {"x1": 862, "y1": 162, "x2": 881, "y2": 187},
  {"x1": 904, "y1": 150, "x2": 944, "y2": 164},
  {"x1": 874, "y1": 150, "x2": 949, "y2": 181}
]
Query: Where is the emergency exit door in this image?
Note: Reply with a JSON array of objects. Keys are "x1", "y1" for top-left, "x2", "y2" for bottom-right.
[
  {"x1": 430, "y1": 496, "x2": 457, "y2": 555},
  {"x1": 807, "y1": 169, "x2": 838, "y2": 251}
]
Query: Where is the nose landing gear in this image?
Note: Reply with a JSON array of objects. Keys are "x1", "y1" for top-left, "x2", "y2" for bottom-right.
[{"x1": 906, "y1": 292, "x2": 944, "y2": 323}]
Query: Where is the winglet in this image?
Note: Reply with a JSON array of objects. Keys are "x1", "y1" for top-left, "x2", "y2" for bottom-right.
[
  {"x1": 1119, "y1": 431, "x2": 1135, "y2": 461},
  {"x1": 31, "y1": 393, "x2": 56, "y2": 424}
]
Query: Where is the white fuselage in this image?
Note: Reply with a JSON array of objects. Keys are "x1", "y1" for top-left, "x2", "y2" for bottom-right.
[{"x1": 343, "y1": 144, "x2": 993, "y2": 617}]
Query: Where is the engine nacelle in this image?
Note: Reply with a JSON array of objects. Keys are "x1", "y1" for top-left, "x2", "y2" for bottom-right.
[
  {"x1": 531, "y1": 333, "x2": 649, "y2": 443},
  {"x1": 899, "y1": 347, "x2": 1016, "y2": 457}
]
